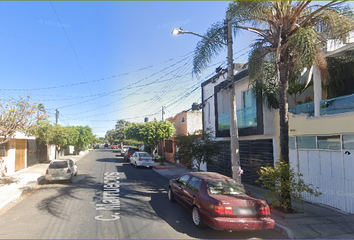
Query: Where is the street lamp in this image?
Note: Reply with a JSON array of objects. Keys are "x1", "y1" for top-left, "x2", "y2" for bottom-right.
[{"x1": 172, "y1": 11, "x2": 242, "y2": 181}]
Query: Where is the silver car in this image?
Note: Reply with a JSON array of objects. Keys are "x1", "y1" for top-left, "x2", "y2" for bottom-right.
[
  {"x1": 130, "y1": 152, "x2": 154, "y2": 168},
  {"x1": 45, "y1": 159, "x2": 78, "y2": 183}
]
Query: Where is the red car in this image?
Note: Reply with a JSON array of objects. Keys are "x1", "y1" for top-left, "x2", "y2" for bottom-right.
[{"x1": 168, "y1": 172, "x2": 274, "y2": 232}]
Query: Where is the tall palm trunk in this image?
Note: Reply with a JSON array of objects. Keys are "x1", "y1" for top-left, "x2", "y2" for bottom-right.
[{"x1": 278, "y1": 61, "x2": 292, "y2": 212}]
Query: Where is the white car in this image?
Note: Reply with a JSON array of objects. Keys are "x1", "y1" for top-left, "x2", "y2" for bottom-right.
[
  {"x1": 130, "y1": 152, "x2": 154, "y2": 168},
  {"x1": 45, "y1": 159, "x2": 78, "y2": 183}
]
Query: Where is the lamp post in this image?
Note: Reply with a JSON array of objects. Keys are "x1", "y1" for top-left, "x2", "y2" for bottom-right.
[{"x1": 172, "y1": 11, "x2": 242, "y2": 181}]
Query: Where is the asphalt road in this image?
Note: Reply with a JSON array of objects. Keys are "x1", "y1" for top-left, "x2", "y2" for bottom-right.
[{"x1": 0, "y1": 149, "x2": 287, "y2": 239}]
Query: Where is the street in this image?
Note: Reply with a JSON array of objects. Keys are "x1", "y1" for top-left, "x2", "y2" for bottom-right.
[{"x1": 0, "y1": 150, "x2": 286, "y2": 239}]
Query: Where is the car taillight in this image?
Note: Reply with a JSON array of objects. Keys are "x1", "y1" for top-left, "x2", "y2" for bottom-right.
[
  {"x1": 46, "y1": 169, "x2": 48, "y2": 174},
  {"x1": 138, "y1": 157, "x2": 142, "y2": 161},
  {"x1": 152, "y1": 158, "x2": 154, "y2": 162},
  {"x1": 67, "y1": 168, "x2": 71, "y2": 173},
  {"x1": 214, "y1": 206, "x2": 233, "y2": 215},
  {"x1": 258, "y1": 205, "x2": 271, "y2": 216}
]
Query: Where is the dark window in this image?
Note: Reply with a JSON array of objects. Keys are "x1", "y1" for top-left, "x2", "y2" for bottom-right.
[
  {"x1": 206, "y1": 179, "x2": 246, "y2": 195},
  {"x1": 49, "y1": 161, "x2": 68, "y2": 169},
  {"x1": 317, "y1": 135, "x2": 341, "y2": 150},
  {"x1": 181, "y1": 116, "x2": 185, "y2": 123},
  {"x1": 187, "y1": 177, "x2": 202, "y2": 192},
  {"x1": 165, "y1": 140, "x2": 173, "y2": 153},
  {"x1": 0, "y1": 142, "x2": 8, "y2": 157},
  {"x1": 178, "y1": 174, "x2": 190, "y2": 185},
  {"x1": 343, "y1": 134, "x2": 354, "y2": 150},
  {"x1": 138, "y1": 152, "x2": 151, "y2": 157}
]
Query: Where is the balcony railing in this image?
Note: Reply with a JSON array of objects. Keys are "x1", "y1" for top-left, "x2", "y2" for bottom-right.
[
  {"x1": 289, "y1": 102, "x2": 314, "y2": 116},
  {"x1": 289, "y1": 93, "x2": 354, "y2": 116}
]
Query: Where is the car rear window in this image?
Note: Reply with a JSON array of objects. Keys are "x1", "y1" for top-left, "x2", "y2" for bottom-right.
[
  {"x1": 206, "y1": 179, "x2": 246, "y2": 195},
  {"x1": 139, "y1": 152, "x2": 151, "y2": 157},
  {"x1": 49, "y1": 161, "x2": 68, "y2": 169}
]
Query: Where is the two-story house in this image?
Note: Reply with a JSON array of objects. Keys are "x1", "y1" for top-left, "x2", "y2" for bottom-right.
[
  {"x1": 158, "y1": 105, "x2": 202, "y2": 166},
  {"x1": 286, "y1": 35, "x2": 354, "y2": 213},
  {"x1": 201, "y1": 64, "x2": 277, "y2": 186},
  {"x1": 203, "y1": 36, "x2": 354, "y2": 213}
]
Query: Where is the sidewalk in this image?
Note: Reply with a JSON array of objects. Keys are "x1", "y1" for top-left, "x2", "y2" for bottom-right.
[
  {"x1": 1, "y1": 155, "x2": 354, "y2": 239},
  {"x1": 0, "y1": 151, "x2": 88, "y2": 212},
  {"x1": 153, "y1": 161, "x2": 354, "y2": 239}
]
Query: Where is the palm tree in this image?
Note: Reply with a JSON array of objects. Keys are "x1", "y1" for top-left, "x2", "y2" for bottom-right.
[{"x1": 193, "y1": 0, "x2": 354, "y2": 212}]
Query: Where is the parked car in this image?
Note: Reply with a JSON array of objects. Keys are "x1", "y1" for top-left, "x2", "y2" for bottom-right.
[
  {"x1": 130, "y1": 151, "x2": 154, "y2": 168},
  {"x1": 45, "y1": 159, "x2": 78, "y2": 183},
  {"x1": 93, "y1": 144, "x2": 100, "y2": 149},
  {"x1": 104, "y1": 143, "x2": 108, "y2": 148},
  {"x1": 111, "y1": 143, "x2": 118, "y2": 149},
  {"x1": 121, "y1": 145, "x2": 132, "y2": 156},
  {"x1": 124, "y1": 147, "x2": 140, "y2": 162},
  {"x1": 168, "y1": 172, "x2": 274, "y2": 232}
]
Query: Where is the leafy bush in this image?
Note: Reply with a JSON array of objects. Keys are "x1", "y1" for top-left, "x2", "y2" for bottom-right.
[
  {"x1": 174, "y1": 128, "x2": 220, "y2": 171},
  {"x1": 155, "y1": 156, "x2": 166, "y2": 165},
  {"x1": 257, "y1": 160, "x2": 321, "y2": 213}
]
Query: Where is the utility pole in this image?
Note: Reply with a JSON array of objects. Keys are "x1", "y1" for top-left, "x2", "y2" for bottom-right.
[
  {"x1": 226, "y1": 10, "x2": 241, "y2": 181},
  {"x1": 55, "y1": 108, "x2": 59, "y2": 159},
  {"x1": 162, "y1": 106, "x2": 165, "y2": 158},
  {"x1": 171, "y1": 10, "x2": 242, "y2": 181},
  {"x1": 162, "y1": 106, "x2": 165, "y2": 121},
  {"x1": 55, "y1": 109, "x2": 59, "y2": 126}
]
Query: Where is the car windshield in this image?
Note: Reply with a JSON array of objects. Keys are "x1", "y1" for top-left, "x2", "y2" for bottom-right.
[
  {"x1": 49, "y1": 161, "x2": 68, "y2": 169},
  {"x1": 139, "y1": 153, "x2": 151, "y2": 157},
  {"x1": 206, "y1": 179, "x2": 246, "y2": 195}
]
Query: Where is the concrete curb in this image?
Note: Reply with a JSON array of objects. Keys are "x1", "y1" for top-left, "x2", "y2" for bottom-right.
[
  {"x1": 274, "y1": 222, "x2": 294, "y2": 239},
  {"x1": 0, "y1": 151, "x2": 89, "y2": 211},
  {"x1": 0, "y1": 176, "x2": 43, "y2": 211}
]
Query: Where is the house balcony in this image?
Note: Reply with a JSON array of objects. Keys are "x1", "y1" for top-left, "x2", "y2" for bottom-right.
[{"x1": 289, "y1": 93, "x2": 354, "y2": 117}]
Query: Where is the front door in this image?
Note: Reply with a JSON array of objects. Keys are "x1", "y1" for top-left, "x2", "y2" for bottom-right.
[{"x1": 15, "y1": 139, "x2": 26, "y2": 171}]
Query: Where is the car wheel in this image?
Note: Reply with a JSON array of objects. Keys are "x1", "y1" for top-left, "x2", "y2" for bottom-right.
[
  {"x1": 192, "y1": 207, "x2": 205, "y2": 228},
  {"x1": 168, "y1": 187, "x2": 176, "y2": 203}
]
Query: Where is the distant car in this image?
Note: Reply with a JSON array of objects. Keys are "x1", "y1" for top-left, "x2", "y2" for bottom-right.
[
  {"x1": 124, "y1": 147, "x2": 139, "y2": 162},
  {"x1": 168, "y1": 172, "x2": 274, "y2": 231},
  {"x1": 93, "y1": 144, "x2": 100, "y2": 149},
  {"x1": 121, "y1": 145, "x2": 132, "y2": 156},
  {"x1": 130, "y1": 151, "x2": 154, "y2": 168},
  {"x1": 104, "y1": 143, "x2": 108, "y2": 148},
  {"x1": 45, "y1": 159, "x2": 78, "y2": 183},
  {"x1": 111, "y1": 143, "x2": 118, "y2": 149}
]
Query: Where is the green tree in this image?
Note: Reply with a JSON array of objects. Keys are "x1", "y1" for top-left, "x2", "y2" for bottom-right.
[
  {"x1": 192, "y1": 0, "x2": 354, "y2": 212},
  {"x1": 33, "y1": 123, "x2": 94, "y2": 157},
  {"x1": 105, "y1": 120, "x2": 131, "y2": 145},
  {"x1": 174, "y1": 129, "x2": 220, "y2": 171},
  {"x1": 73, "y1": 126, "x2": 94, "y2": 154},
  {"x1": 0, "y1": 95, "x2": 47, "y2": 144},
  {"x1": 125, "y1": 121, "x2": 175, "y2": 156}
]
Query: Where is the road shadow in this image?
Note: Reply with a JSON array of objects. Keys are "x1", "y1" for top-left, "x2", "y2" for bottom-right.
[
  {"x1": 35, "y1": 174, "x2": 101, "y2": 219},
  {"x1": 0, "y1": 176, "x2": 19, "y2": 186},
  {"x1": 118, "y1": 163, "x2": 283, "y2": 239}
]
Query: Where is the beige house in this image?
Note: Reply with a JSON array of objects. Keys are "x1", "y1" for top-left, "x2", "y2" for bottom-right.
[
  {"x1": 158, "y1": 106, "x2": 203, "y2": 164},
  {"x1": 1, "y1": 132, "x2": 56, "y2": 175},
  {"x1": 283, "y1": 36, "x2": 354, "y2": 213}
]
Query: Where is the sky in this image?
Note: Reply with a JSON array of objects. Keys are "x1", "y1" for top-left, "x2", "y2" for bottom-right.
[{"x1": 0, "y1": 1, "x2": 258, "y2": 138}]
